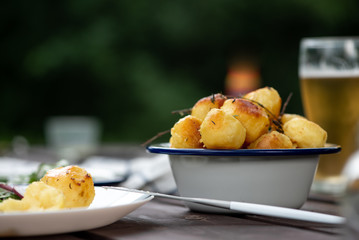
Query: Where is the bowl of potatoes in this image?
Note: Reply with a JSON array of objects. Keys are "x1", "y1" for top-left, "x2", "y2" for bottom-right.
[{"x1": 147, "y1": 87, "x2": 341, "y2": 213}]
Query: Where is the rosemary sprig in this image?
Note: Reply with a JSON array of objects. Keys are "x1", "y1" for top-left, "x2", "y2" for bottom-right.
[
  {"x1": 141, "y1": 129, "x2": 171, "y2": 147},
  {"x1": 279, "y1": 92, "x2": 293, "y2": 120},
  {"x1": 211, "y1": 94, "x2": 215, "y2": 104},
  {"x1": 171, "y1": 108, "x2": 192, "y2": 116},
  {"x1": 240, "y1": 97, "x2": 284, "y2": 133},
  {"x1": 0, "y1": 183, "x2": 23, "y2": 201}
]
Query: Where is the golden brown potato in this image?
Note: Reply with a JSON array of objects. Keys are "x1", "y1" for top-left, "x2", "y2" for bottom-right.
[
  {"x1": 200, "y1": 109, "x2": 246, "y2": 149},
  {"x1": 0, "y1": 182, "x2": 65, "y2": 212},
  {"x1": 191, "y1": 93, "x2": 227, "y2": 121},
  {"x1": 221, "y1": 98, "x2": 270, "y2": 145},
  {"x1": 170, "y1": 115, "x2": 203, "y2": 148},
  {"x1": 0, "y1": 166, "x2": 95, "y2": 212},
  {"x1": 243, "y1": 87, "x2": 282, "y2": 117},
  {"x1": 283, "y1": 118, "x2": 327, "y2": 148},
  {"x1": 41, "y1": 165, "x2": 95, "y2": 208},
  {"x1": 248, "y1": 131, "x2": 294, "y2": 149},
  {"x1": 281, "y1": 113, "x2": 306, "y2": 125}
]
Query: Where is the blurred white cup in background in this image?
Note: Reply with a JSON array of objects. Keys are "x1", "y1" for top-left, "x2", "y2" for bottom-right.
[{"x1": 45, "y1": 116, "x2": 101, "y2": 163}]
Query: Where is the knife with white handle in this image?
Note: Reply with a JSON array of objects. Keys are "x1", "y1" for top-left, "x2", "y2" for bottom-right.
[{"x1": 103, "y1": 186, "x2": 345, "y2": 225}]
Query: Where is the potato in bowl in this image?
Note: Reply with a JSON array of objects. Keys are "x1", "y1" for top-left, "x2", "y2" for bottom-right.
[
  {"x1": 146, "y1": 86, "x2": 339, "y2": 212},
  {"x1": 169, "y1": 86, "x2": 327, "y2": 150}
]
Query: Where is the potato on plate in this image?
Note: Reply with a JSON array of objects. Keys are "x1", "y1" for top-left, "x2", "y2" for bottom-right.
[
  {"x1": 0, "y1": 165, "x2": 95, "y2": 212},
  {"x1": 221, "y1": 98, "x2": 270, "y2": 145},
  {"x1": 191, "y1": 93, "x2": 227, "y2": 121},
  {"x1": 170, "y1": 115, "x2": 203, "y2": 149},
  {"x1": 200, "y1": 108, "x2": 246, "y2": 149},
  {"x1": 0, "y1": 182, "x2": 64, "y2": 212},
  {"x1": 41, "y1": 165, "x2": 95, "y2": 209},
  {"x1": 283, "y1": 117, "x2": 327, "y2": 148}
]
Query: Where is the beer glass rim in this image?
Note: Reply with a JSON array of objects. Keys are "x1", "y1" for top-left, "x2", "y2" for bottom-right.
[
  {"x1": 299, "y1": 37, "x2": 359, "y2": 77},
  {"x1": 301, "y1": 37, "x2": 359, "y2": 48}
]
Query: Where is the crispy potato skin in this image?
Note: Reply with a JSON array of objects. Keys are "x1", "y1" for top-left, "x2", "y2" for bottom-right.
[
  {"x1": 170, "y1": 115, "x2": 203, "y2": 148},
  {"x1": 248, "y1": 131, "x2": 293, "y2": 149},
  {"x1": 191, "y1": 93, "x2": 227, "y2": 121},
  {"x1": 200, "y1": 109, "x2": 246, "y2": 149},
  {"x1": 283, "y1": 118, "x2": 327, "y2": 148},
  {"x1": 221, "y1": 98, "x2": 270, "y2": 145},
  {"x1": 244, "y1": 87, "x2": 282, "y2": 117},
  {"x1": 168, "y1": 87, "x2": 328, "y2": 150},
  {"x1": 41, "y1": 165, "x2": 95, "y2": 208}
]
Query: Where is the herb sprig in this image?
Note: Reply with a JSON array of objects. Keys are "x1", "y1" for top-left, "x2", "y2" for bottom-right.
[
  {"x1": 0, "y1": 159, "x2": 69, "y2": 202},
  {"x1": 0, "y1": 183, "x2": 23, "y2": 202}
]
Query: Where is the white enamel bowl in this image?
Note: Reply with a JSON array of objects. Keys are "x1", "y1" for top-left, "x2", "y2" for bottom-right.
[{"x1": 147, "y1": 143, "x2": 341, "y2": 213}]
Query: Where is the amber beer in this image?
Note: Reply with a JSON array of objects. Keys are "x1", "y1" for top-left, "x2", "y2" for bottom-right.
[{"x1": 301, "y1": 73, "x2": 359, "y2": 181}]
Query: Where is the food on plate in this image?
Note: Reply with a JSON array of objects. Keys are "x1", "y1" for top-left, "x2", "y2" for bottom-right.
[
  {"x1": 243, "y1": 86, "x2": 282, "y2": 117},
  {"x1": 0, "y1": 165, "x2": 95, "y2": 212},
  {"x1": 41, "y1": 165, "x2": 95, "y2": 209},
  {"x1": 168, "y1": 86, "x2": 328, "y2": 149},
  {"x1": 191, "y1": 93, "x2": 227, "y2": 121},
  {"x1": 170, "y1": 115, "x2": 203, "y2": 148},
  {"x1": 0, "y1": 182, "x2": 64, "y2": 212},
  {"x1": 248, "y1": 130, "x2": 293, "y2": 149},
  {"x1": 283, "y1": 117, "x2": 327, "y2": 148},
  {"x1": 200, "y1": 109, "x2": 246, "y2": 149},
  {"x1": 221, "y1": 98, "x2": 270, "y2": 146}
]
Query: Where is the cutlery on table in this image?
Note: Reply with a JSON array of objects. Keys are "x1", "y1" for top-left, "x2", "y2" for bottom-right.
[{"x1": 103, "y1": 186, "x2": 345, "y2": 225}]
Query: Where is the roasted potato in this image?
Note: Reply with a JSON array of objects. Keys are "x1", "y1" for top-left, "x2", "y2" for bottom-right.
[
  {"x1": 41, "y1": 165, "x2": 95, "y2": 209},
  {"x1": 200, "y1": 108, "x2": 246, "y2": 149},
  {"x1": 248, "y1": 131, "x2": 293, "y2": 149},
  {"x1": 0, "y1": 166, "x2": 95, "y2": 212},
  {"x1": 167, "y1": 86, "x2": 328, "y2": 150},
  {"x1": 191, "y1": 93, "x2": 227, "y2": 121},
  {"x1": 281, "y1": 113, "x2": 306, "y2": 125},
  {"x1": 221, "y1": 98, "x2": 270, "y2": 145},
  {"x1": 170, "y1": 115, "x2": 203, "y2": 148},
  {"x1": 283, "y1": 118, "x2": 327, "y2": 148},
  {"x1": 0, "y1": 182, "x2": 65, "y2": 212},
  {"x1": 243, "y1": 87, "x2": 282, "y2": 117}
]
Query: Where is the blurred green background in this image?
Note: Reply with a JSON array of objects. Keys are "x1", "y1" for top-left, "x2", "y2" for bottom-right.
[{"x1": 1, "y1": 0, "x2": 358, "y2": 145}]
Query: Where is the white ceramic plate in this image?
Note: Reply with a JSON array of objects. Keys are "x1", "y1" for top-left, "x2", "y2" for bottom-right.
[{"x1": 0, "y1": 187, "x2": 153, "y2": 237}]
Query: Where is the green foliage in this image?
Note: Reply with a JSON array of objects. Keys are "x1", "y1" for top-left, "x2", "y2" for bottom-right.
[
  {"x1": 1, "y1": 0, "x2": 358, "y2": 143},
  {"x1": 0, "y1": 189, "x2": 21, "y2": 203}
]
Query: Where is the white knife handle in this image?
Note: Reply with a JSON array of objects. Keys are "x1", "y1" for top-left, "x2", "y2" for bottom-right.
[{"x1": 230, "y1": 201, "x2": 345, "y2": 225}]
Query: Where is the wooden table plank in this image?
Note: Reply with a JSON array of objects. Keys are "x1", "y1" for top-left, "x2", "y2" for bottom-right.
[{"x1": 83, "y1": 198, "x2": 345, "y2": 240}]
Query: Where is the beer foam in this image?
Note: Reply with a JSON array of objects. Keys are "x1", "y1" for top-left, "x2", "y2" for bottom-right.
[{"x1": 300, "y1": 69, "x2": 359, "y2": 79}]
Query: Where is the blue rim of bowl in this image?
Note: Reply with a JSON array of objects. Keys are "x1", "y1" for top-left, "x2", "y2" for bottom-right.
[{"x1": 147, "y1": 143, "x2": 341, "y2": 156}]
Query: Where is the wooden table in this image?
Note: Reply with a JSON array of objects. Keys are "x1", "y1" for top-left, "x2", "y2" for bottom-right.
[
  {"x1": 10, "y1": 196, "x2": 345, "y2": 240},
  {"x1": 3, "y1": 144, "x2": 348, "y2": 239}
]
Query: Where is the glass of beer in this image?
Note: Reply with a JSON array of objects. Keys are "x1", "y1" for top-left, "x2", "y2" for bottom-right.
[{"x1": 299, "y1": 37, "x2": 359, "y2": 195}]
